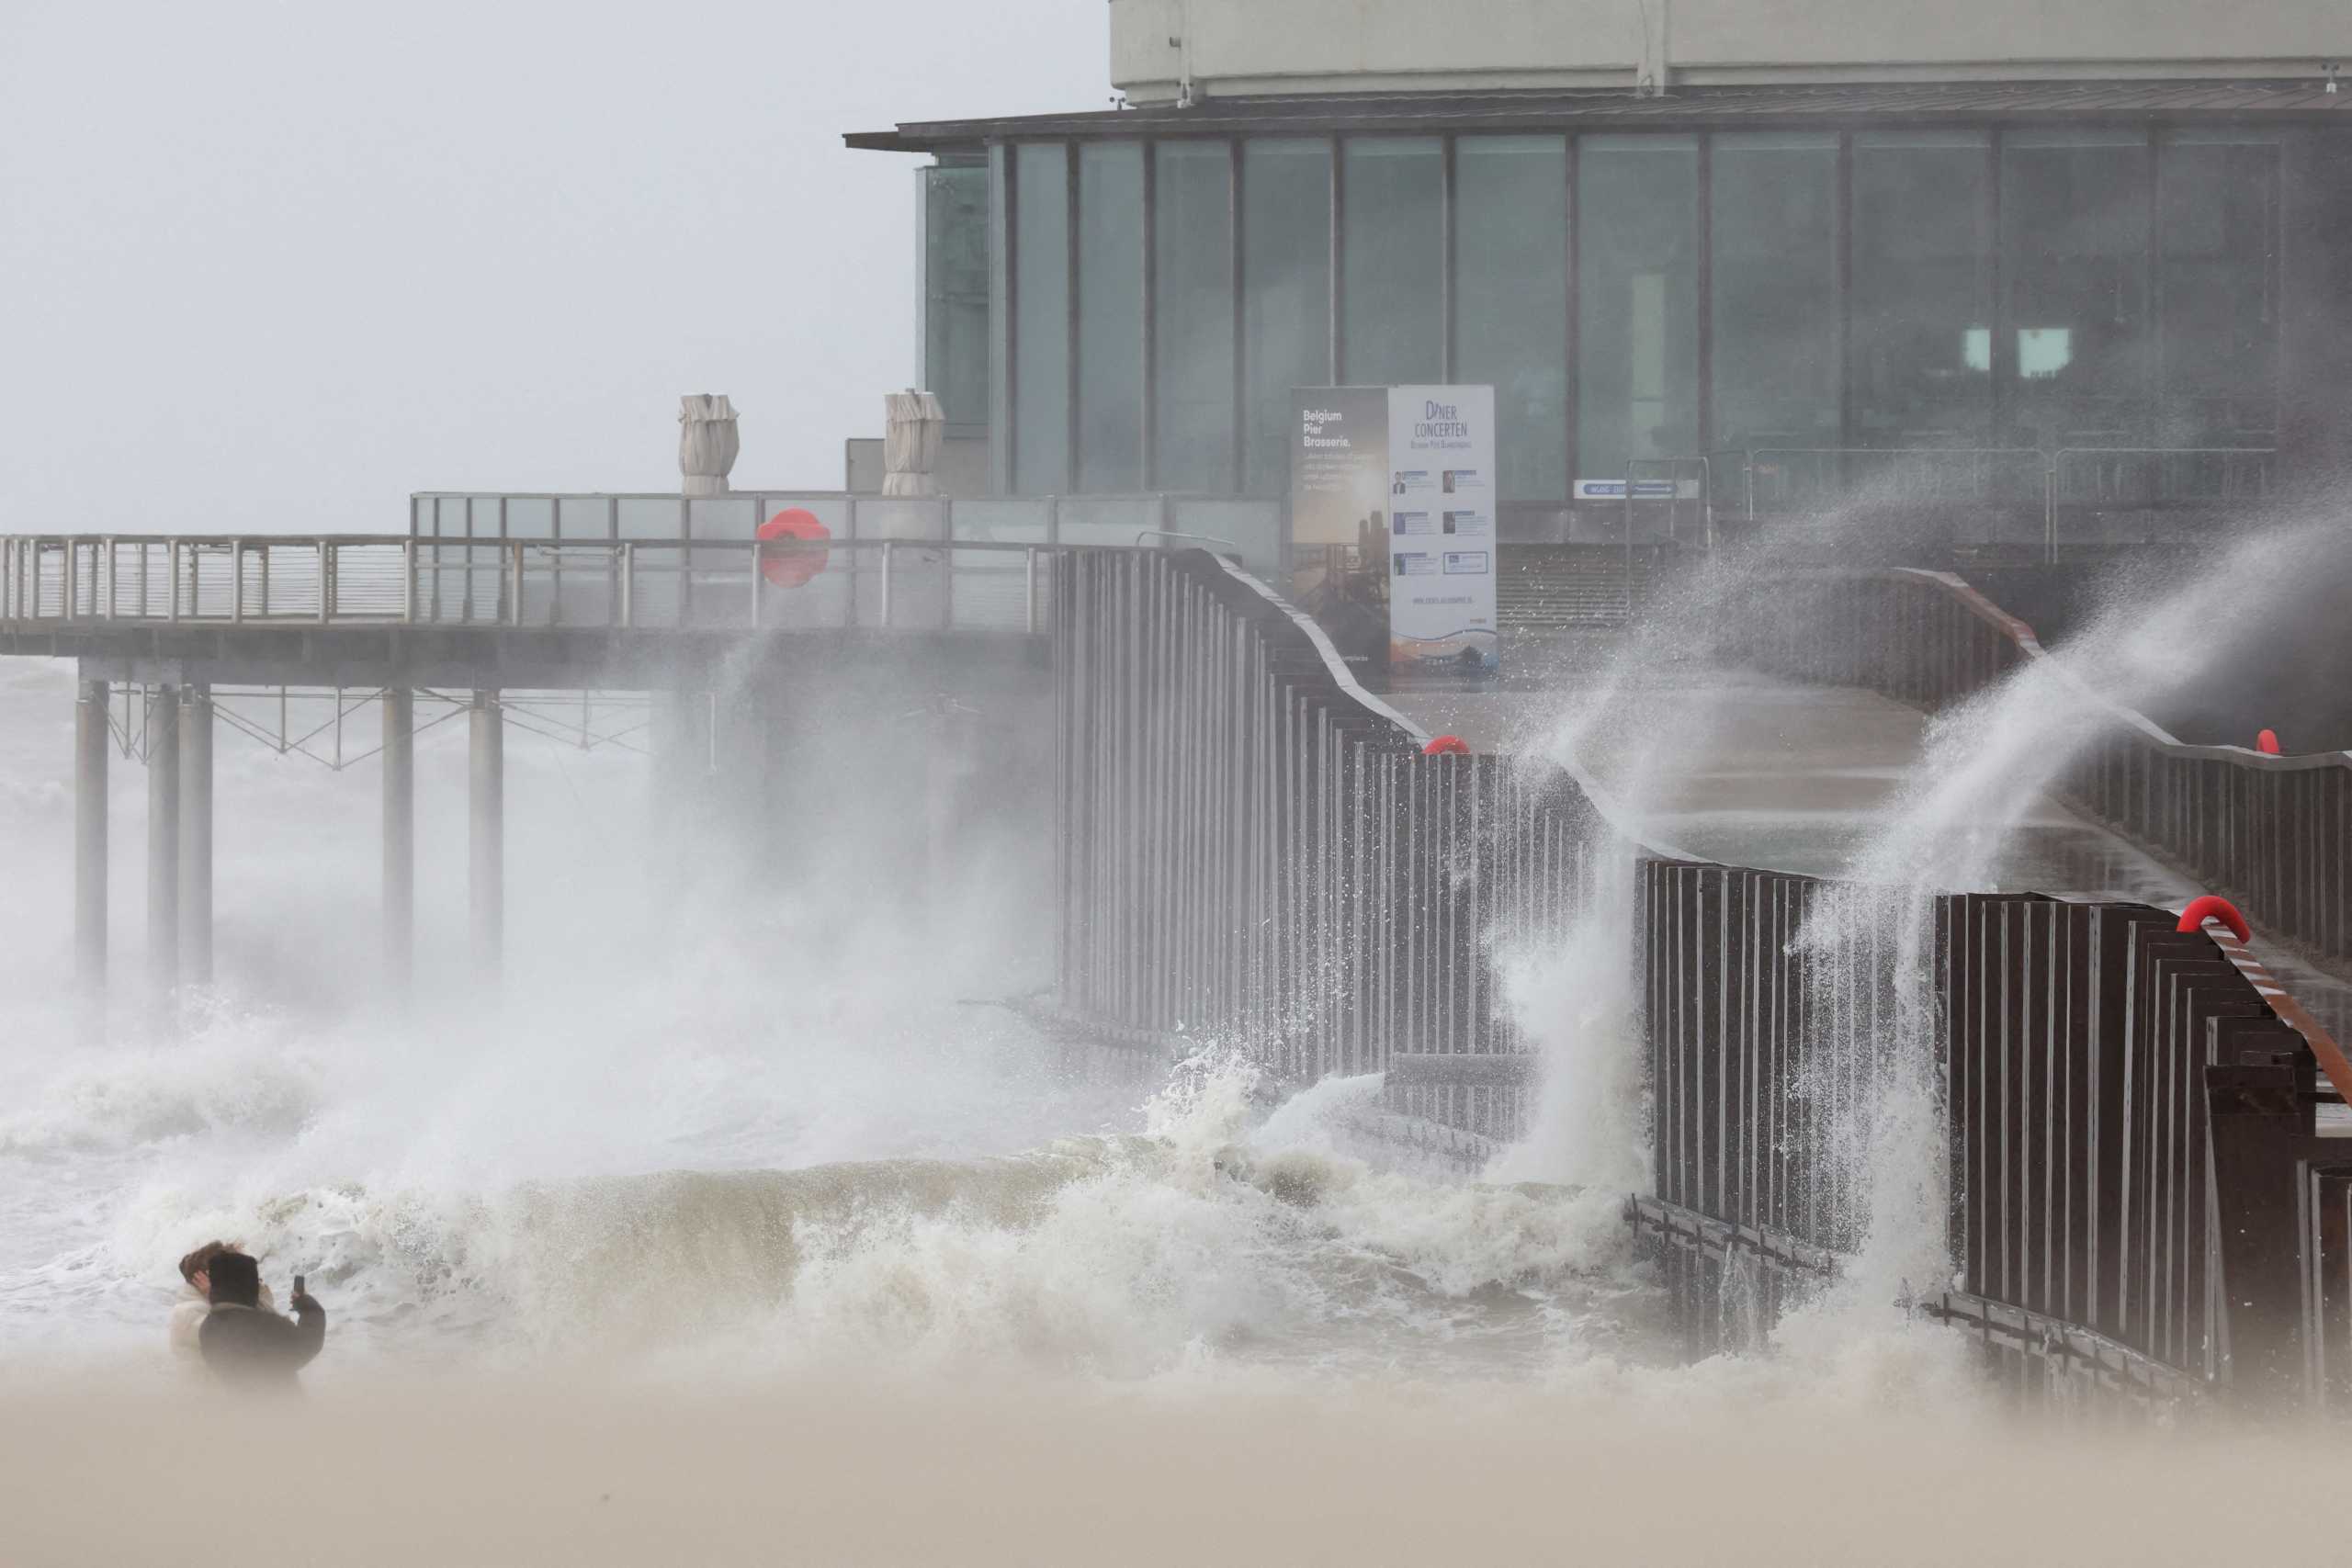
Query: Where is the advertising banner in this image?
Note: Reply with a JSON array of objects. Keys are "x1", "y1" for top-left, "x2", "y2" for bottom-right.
[
  {"x1": 1288, "y1": 388, "x2": 1395, "y2": 665},
  {"x1": 1290, "y1": 387, "x2": 1392, "y2": 548},
  {"x1": 1290, "y1": 384, "x2": 1498, "y2": 680},
  {"x1": 1385, "y1": 385, "x2": 1498, "y2": 676}
]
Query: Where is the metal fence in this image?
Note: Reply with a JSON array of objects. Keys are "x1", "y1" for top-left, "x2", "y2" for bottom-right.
[
  {"x1": 1633, "y1": 857, "x2": 2352, "y2": 1407},
  {"x1": 1930, "y1": 891, "x2": 2343, "y2": 1402},
  {"x1": 2, "y1": 535, "x2": 1141, "y2": 637},
  {"x1": 1038, "y1": 547, "x2": 2352, "y2": 1403},
  {"x1": 1694, "y1": 447, "x2": 2278, "y2": 562},
  {"x1": 408, "y1": 491, "x2": 1289, "y2": 581},
  {"x1": 1730, "y1": 568, "x2": 2352, "y2": 968},
  {"x1": 1644, "y1": 863, "x2": 1903, "y2": 1262},
  {"x1": 1052, "y1": 547, "x2": 1598, "y2": 1120}
]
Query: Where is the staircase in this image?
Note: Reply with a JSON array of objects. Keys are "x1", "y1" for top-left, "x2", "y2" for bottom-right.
[{"x1": 1497, "y1": 546, "x2": 1661, "y2": 630}]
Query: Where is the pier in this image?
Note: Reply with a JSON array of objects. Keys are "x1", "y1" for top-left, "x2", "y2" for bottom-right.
[{"x1": 7, "y1": 512, "x2": 2350, "y2": 1411}]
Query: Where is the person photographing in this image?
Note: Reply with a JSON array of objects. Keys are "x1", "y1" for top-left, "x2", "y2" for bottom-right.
[
  {"x1": 169, "y1": 1240, "x2": 274, "y2": 1367},
  {"x1": 197, "y1": 1251, "x2": 325, "y2": 1389}
]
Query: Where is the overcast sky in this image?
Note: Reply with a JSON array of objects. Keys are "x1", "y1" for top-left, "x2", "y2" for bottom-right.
[{"x1": 0, "y1": 1, "x2": 1105, "y2": 532}]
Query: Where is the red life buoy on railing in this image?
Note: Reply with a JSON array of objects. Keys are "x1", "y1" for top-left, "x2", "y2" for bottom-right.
[
  {"x1": 2177, "y1": 896, "x2": 2251, "y2": 943},
  {"x1": 2256, "y1": 728, "x2": 2281, "y2": 755},
  {"x1": 1422, "y1": 735, "x2": 1471, "y2": 756},
  {"x1": 757, "y1": 507, "x2": 831, "y2": 589}
]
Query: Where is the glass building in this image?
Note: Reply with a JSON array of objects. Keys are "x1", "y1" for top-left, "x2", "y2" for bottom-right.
[{"x1": 867, "y1": 77, "x2": 2352, "y2": 540}]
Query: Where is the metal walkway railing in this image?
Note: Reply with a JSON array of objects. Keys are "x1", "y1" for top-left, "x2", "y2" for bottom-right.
[
  {"x1": 0, "y1": 535, "x2": 1182, "y2": 637},
  {"x1": 1632, "y1": 858, "x2": 2349, "y2": 1407},
  {"x1": 1052, "y1": 547, "x2": 1599, "y2": 1120},
  {"x1": 1680, "y1": 446, "x2": 2280, "y2": 561},
  {"x1": 1734, "y1": 568, "x2": 2352, "y2": 971},
  {"x1": 1043, "y1": 550, "x2": 2352, "y2": 1409}
]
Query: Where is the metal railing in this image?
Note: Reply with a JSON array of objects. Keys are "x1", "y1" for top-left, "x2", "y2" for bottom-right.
[
  {"x1": 0, "y1": 535, "x2": 1208, "y2": 637},
  {"x1": 1040, "y1": 548, "x2": 2349, "y2": 1402},
  {"x1": 1634, "y1": 856, "x2": 2349, "y2": 1406},
  {"x1": 1052, "y1": 547, "x2": 1599, "y2": 1118},
  {"x1": 2045, "y1": 447, "x2": 2278, "y2": 551},
  {"x1": 1729, "y1": 568, "x2": 2352, "y2": 969},
  {"x1": 1031, "y1": 545, "x2": 2352, "y2": 1404},
  {"x1": 1622, "y1": 457, "x2": 1716, "y2": 548},
  {"x1": 1741, "y1": 446, "x2": 2046, "y2": 512},
  {"x1": 405, "y1": 490, "x2": 1289, "y2": 578},
  {"x1": 1694, "y1": 447, "x2": 2278, "y2": 563}
]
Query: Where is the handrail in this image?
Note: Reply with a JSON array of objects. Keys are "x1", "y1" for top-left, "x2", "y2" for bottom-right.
[
  {"x1": 1745, "y1": 446, "x2": 2048, "y2": 544},
  {"x1": 0, "y1": 534, "x2": 1082, "y2": 553},
  {"x1": 1134, "y1": 528, "x2": 1244, "y2": 561},
  {"x1": 1750, "y1": 565, "x2": 2352, "y2": 1103},
  {"x1": 1056, "y1": 547, "x2": 1600, "y2": 1075},
  {"x1": 1677, "y1": 446, "x2": 2279, "y2": 563},
  {"x1": 1623, "y1": 456, "x2": 1715, "y2": 551},
  {"x1": 1208, "y1": 555, "x2": 1426, "y2": 745},
  {"x1": 0, "y1": 535, "x2": 1150, "y2": 637},
  {"x1": 1883, "y1": 567, "x2": 2352, "y2": 773},
  {"x1": 407, "y1": 489, "x2": 1236, "y2": 503},
  {"x1": 1880, "y1": 567, "x2": 2352, "y2": 1098},
  {"x1": 2043, "y1": 446, "x2": 2278, "y2": 559}
]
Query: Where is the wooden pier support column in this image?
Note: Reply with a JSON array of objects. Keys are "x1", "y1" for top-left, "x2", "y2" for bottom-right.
[
  {"x1": 145, "y1": 683, "x2": 179, "y2": 1018},
  {"x1": 74, "y1": 677, "x2": 108, "y2": 1026},
  {"x1": 381, "y1": 686, "x2": 413, "y2": 989},
  {"x1": 469, "y1": 690, "x2": 503, "y2": 977},
  {"x1": 176, "y1": 683, "x2": 213, "y2": 987}
]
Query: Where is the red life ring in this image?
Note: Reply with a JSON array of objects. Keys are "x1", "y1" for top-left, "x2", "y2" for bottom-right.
[{"x1": 757, "y1": 508, "x2": 831, "y2": 589}]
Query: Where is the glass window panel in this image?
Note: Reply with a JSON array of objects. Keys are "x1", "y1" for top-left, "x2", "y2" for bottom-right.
[
  {"x1": 1340, "y1": 138, "x2": 1442, "y2": 388},
  {"x1": 2004, "y1": 130, "x2": 2151, "y2": 451},
  {"x1": 922, "y1": 161, "x2": 990, "y2": 429},
  {"x1": 2159, "y1": 133, "x2": 2278, "y2": 446},
  {"x1": 1456, "y1": 135, "x2": 1568, "y2": 502},
  {"x1": 1711, "y1": 133, "x2": 1838, "y2": 456},
  {"x1": 1012, "y1": 143, "x2": 1069, "y2": 494},
  {"x1": 1851, "y1": 130, "x2": 1992, "y2": 447},
  {"x1": 1241, "y1": 140, "x2": 1330, "y2": 494},
  {"x1": 1577, "y1": 135, "x2": 1699, "y2": 483},
  {"x1": 1077, "y1": 141, "x2": 1145, "y2": 491},
  {"x1": 1153, "y1": 141, "x2": 1235, "y2": 491}
]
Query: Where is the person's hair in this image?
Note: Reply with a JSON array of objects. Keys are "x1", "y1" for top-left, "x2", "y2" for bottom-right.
[
  {"x1": 178, "y1": 1240, "x2": 235, "y2": 1285},
  {"x1": 205, "y1": 1250, "x2": 262, "y2": 1308}
]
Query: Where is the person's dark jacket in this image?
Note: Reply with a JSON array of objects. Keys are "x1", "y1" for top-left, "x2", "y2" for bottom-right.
[{"x1": 198, "y1": 1298, "x2": 325, "y2": 1388}]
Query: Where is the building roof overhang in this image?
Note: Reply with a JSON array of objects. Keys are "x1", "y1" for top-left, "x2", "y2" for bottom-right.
[{"x1": 845, "y1": 78, "x2": 2351, "y2": 153}]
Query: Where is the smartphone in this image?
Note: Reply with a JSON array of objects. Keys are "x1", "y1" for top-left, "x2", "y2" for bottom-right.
[{"x1": 292, "y1": 1274, "x2": 305, "y2": 1298}]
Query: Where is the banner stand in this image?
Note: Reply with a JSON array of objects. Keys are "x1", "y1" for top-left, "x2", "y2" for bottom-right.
[{"x1": 1288, "y1": 385, "x2": 1498, "y2": 687}]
